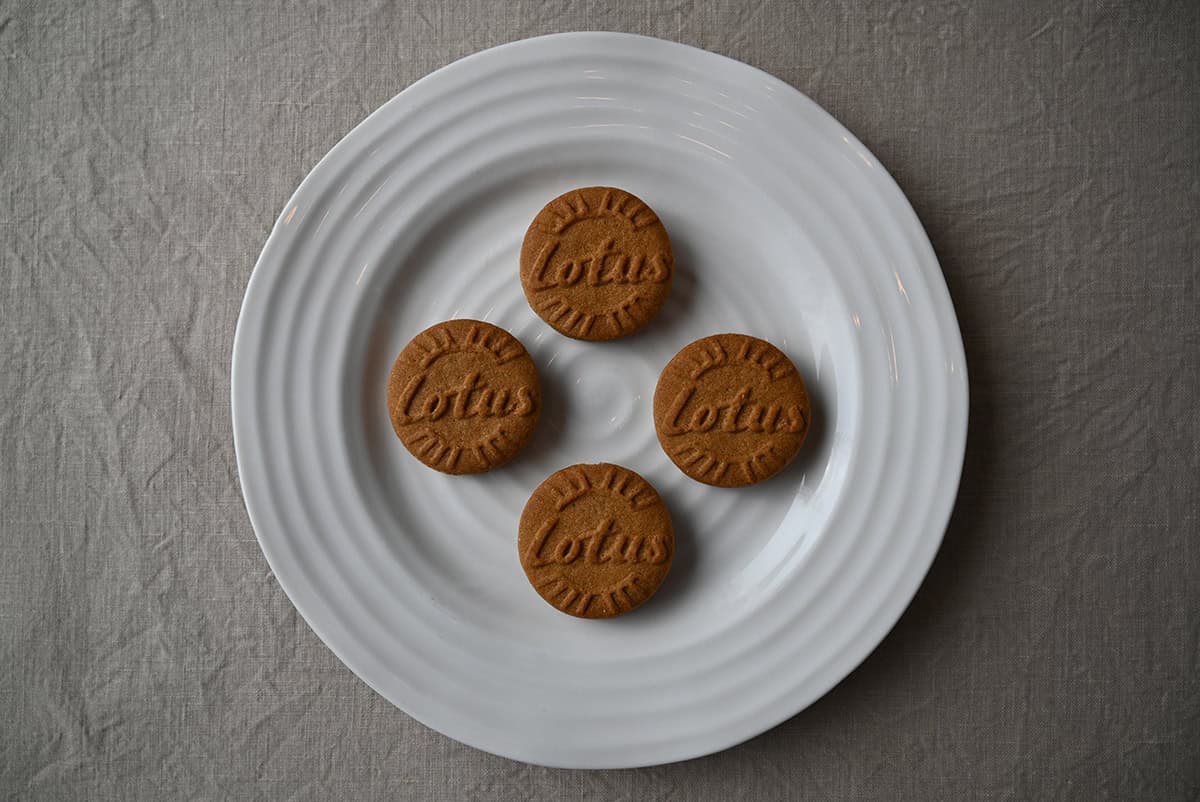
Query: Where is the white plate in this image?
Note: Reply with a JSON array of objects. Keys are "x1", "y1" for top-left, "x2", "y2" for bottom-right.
[{"x1": 232, "y1": 32, "x2": 968, "y2": 768}]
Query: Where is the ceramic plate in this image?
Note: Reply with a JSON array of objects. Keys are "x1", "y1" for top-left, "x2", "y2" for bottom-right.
[{"x1": 232, "y1": 32, "x2": 968, "y2": 768}]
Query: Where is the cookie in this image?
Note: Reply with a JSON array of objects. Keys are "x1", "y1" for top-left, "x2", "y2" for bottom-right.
[
  {"x1": 519, "y1": 463, "x2": 674, "y2": 618},
  {"x1": 653, "y1": 334, "x2": 811, "y2": 487},
  {"x1": 520, "y1": 187, "x2": 674, "y2": 341},
  {"x1": 387, "y1": 319, "x2": 540, "y2": 474}
]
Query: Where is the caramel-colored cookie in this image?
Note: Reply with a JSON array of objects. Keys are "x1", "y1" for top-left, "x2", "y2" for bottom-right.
[
  {"x1": 654, "y1": 334, "x2": 811, "y2": 487},
  {"x1": 519, "y1": 463, "x2": 674, "y2": 618},
  {"x1": 520, "y1": 187, "x2": 674, "y2": 341},
  {"x1": 387, "y1": 319, "x2": 539, "y2": 474}
]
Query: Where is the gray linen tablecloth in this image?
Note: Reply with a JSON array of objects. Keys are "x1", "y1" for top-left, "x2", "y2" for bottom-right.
[{"x1": 2, "y1": 1, "x2": 1197, "y2": 799}]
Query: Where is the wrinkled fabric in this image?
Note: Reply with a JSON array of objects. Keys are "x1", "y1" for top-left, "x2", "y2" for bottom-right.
[{"x1": 1, "y1": 1, "x2": 1197, "y2": 799}]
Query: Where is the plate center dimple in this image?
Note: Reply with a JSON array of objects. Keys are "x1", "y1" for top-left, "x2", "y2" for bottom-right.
[{"x1": 562, "y1": 350, "x2": 649, "y2": 441}]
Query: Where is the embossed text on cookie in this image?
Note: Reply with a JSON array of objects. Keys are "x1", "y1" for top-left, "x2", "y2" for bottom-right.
[
  {"x1": 653, "y1": 334, "x2": 811, "y2": 487},
  {"x1": 387, "y1": 319, "x2": 540, "y2": 474},
  {"x1": 518, "y1": 463, "x2": 674, "y2": 618},
  {"x1": 520, "y1": 187, "x2": 674, "y2": 340}
]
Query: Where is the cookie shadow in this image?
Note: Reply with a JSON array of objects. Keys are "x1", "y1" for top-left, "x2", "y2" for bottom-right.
[
  {"x1": 501, "y1": 360, "x2": 571, "y2": 471},
  {"x1": 614, "y1": 481, "x2": 701, "y2": 620},
  {"x1": 646, "y1": 343, "x2": 831, "y2": 505},
  {"x1": 764, "y1": 363, "x2": 831, "y2": 492},
  {"x1": 585, "y1": 482, "x2": 700, "y2": 624},
  {"x1": 628, "y1": 218, "x2": 700, "y2": 341}
]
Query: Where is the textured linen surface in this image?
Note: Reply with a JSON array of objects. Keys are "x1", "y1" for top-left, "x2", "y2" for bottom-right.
[{"x1": 2, "y1": 1, "x2": 1197, "y2": 799}]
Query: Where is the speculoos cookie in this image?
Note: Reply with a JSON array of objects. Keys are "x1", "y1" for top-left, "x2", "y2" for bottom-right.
[
  {"x1": 387, "y1": 319, "x2": 539, "y2": 474},
  {"x1": 520, "y1": 187, "x2": 673, "y2": 341}
]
